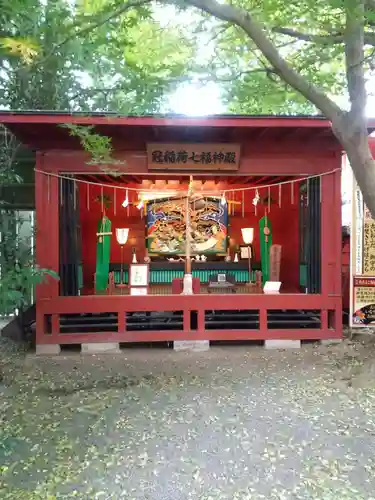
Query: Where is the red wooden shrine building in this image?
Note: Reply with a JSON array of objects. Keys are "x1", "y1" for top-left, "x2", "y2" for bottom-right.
[{"x1": 0, "y1": 112, "x2": 353, "y2": 352}]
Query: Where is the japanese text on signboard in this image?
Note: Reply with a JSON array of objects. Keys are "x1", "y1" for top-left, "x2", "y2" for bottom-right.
[
  {"x1": 363, "y1": 219, "x2": 375, "y2": 275},
  {"x1": 355, "y1": 287, "x2": 375, "y2": 304},
  {"x1": 151, "y1": 150, "x2": 236, "y2": 165},
  {"x1": 147, "y1": 143, "x2": 240, "y2": 171}
]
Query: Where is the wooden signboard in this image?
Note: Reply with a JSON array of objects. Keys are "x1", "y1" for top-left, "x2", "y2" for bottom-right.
[
  {"x1": 129, "y1": 264, "x2": 149, "y2": 296},
  {"x1": 352, "y1": 276, "x2": 375, "y2": 326},
  {"x1": 147, "y1": 143, "x2": 240, "y2": 171},
  {"x1": 350, "y1": 177, "x2": 375, "y2": 327},
  {"x1": 269, "y1": 244, "x2": 282, "y2": 281}
]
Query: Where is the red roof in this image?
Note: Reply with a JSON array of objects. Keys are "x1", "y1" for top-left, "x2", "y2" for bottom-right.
[{"x1": 1, "y1": 112, "x2": 375, "y2": 150}]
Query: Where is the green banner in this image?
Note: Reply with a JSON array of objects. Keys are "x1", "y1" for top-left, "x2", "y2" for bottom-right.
[
  {"x1": 259, "y1": 215, "x2": 272, "y2": 283},
  {"x1": 95, "y1": 216, "x2": 111, "y2": 292}
]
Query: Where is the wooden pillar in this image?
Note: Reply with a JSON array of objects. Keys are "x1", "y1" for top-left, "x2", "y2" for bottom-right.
[
  {"x1": 332, "y1": 168, "x2": 343, "y2": 335},
  {"x1": 319, "y1": 167, "x2": 342, "y2": 337},
  {"x1": 35, "y1": 153, "x2": 59, "y2": 339},
  {"x1": 321, "y1": 169, "x2": 342, "y2": 298},
  {"x1": 321, "y1": 167, "x2": 342, "y2": 336}
]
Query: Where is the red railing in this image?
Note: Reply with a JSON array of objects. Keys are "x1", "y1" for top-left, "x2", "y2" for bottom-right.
[{"x1": 36, "y1": 293, "x2": 342, "y2": 345}]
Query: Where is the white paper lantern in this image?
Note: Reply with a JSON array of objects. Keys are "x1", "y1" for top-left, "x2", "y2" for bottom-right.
[{"x1": 116, "y1": 228, "x2": 129, "y2": 245}]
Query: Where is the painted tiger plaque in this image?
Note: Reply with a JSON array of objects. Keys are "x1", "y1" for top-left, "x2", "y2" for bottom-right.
[{"x1": 146, "y1": 196, "x2": 228, "y2": 255}]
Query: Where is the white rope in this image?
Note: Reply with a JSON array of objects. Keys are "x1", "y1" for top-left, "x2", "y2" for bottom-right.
[
  {"x1": 221, "y1": 168, "x2": 340, "y2": 193},
  {"x1": 34, "y1": 167, "x2": 340, "y2": 197}
]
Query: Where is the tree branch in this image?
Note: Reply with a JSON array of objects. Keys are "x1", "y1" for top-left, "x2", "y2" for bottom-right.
[
  {"x1": 273, "y1": 26, "x2": 375, "y2": 46},
  {"x1": 198, "y1": 67, "x2": 278, "y2": 83},
  {"x1": 182, "y1": 0, "x2": 343, "y2": 119},
  {"x1": 273, "y1": 27, "x2": 345, "y2": 44},
  {"x1": 215, "y1": 26, "x2": 232, "y2": 43},
  {"x1": 331, "y1": 1, "x2": 374, "y2": 218}
]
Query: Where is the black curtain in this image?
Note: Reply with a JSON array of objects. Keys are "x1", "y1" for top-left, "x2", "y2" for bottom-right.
[
  {"x1": 59, "y1": 178, "x2": 82, "y2": 296},
  {"x1": 299, "y1": 179, "x2": 321, "y2": 294}
]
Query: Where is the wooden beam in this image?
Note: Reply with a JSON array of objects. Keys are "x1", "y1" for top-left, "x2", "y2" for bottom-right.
[
  {"x1": 45, "y1": 149, "x2": 341, "y2": 176},
  {"x1": 253, "y1": 176, "x2": 269, "y2": 185}
]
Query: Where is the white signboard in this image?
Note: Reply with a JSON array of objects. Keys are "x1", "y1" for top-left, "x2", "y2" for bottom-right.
[
  {"x1": 129, "y1": 264, "x2": 149, "y2": 287},
  {"x1": 263, "y1": 281, "x2": 281, "y2": 294}
]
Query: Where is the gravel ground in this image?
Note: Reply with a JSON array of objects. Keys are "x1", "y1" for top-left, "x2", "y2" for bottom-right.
[{"x1": 1, "y1": 336, "x2": 375, "y2": 499}]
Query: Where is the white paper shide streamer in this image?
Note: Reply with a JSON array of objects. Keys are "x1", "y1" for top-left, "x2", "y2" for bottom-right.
[{"x1": 34, "y1": 168, "x2": 340, "y2": 213}]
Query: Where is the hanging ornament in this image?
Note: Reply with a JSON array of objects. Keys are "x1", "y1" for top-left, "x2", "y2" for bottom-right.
[
  {"x1": 98, "y1": 221, "x2": 103, "y2": 244},
  {"x1": 136, "y1": 197, "x2": 144, "y2": 210},
  {"x1": 252, "y1": 189, "x2": 260, "y2": 206},
  {"x1": 306, "y1": 178, "x2": 310, "y2": 206},
  {"x1": 95, "y1": 192, "x2": 112, "y2": 211},
  {"x1": 122, "y1": 189, "x2": 129, "y2": 208},
  {"x1": 221, "y1": 192, "x2": 227, "y2": 205},
  {"x1": 264, "y1": 209, "x2": 270, "y2": 243},
  {"x1": 260, "y1": 189, "x2": 274, "y2": 209},
  {"x1": 132, "y1": 248, "x2": 138, "y2": 263},
  {"x1": 253, "y1": 188, "x2": 260, "y2": 216}
]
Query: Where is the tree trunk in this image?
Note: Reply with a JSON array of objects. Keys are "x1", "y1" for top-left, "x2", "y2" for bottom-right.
[{"x1": 333, "y1": 119, "x2": 375, "y2": 217}]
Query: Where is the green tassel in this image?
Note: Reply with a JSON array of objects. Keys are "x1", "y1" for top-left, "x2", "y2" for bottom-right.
[{"x1": 259, "y1": 216, "x2": 272, "y2": 283}]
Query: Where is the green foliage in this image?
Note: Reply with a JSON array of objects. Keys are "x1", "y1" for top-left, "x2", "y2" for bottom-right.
[
  {"x1": 95, "y1": 193, "x2": 112, "y2": 209},
  {"x1": 0, "y1": 266, "x2": 58, "y2": 315},
  {"x1": 2, "y1": 0, "x2": 373, "y2": 116},
  {"x1": 0, "y1": 211, "x2": 58, "y2": 315},
  {"x1": 0, "y1": 0, "x2": 195, "y2": 114},
  {"x1": 0, "y1": 126, "x2": 23, "y2": 184},
  {"x1": 193, "y1": 1, "x2": 348, "y2": 113},
  {"x1": 60, "y1": 124, "x2": 120, "y2": 165},
  {"x1": 184, "y1": 0, "x2": 374, "y2": 114},
  {"x1": 0, "y1": 37, "x2": 39, "y2": 64}
]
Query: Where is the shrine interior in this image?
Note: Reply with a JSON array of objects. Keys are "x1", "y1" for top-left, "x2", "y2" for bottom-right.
[{"x1": 58, "y1": 173, "x2": 321, "y2": 297}]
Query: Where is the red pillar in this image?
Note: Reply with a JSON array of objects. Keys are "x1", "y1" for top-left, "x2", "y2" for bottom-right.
[
  {"x1": 35, "y1": 153, "x2": 59, "y2": 340},
  {"x1": 320, "y1": 168, "x2": 342, "y2": 335}
]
